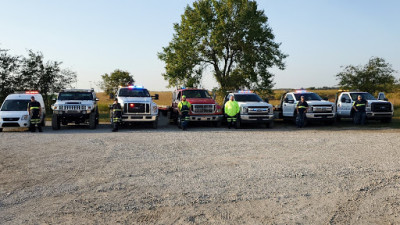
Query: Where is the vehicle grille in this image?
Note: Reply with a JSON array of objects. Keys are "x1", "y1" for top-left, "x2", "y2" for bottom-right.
[
  {"x1": 311, "y1": 105, "x2": 333, "y2": 113},
  {"x1": 191, "y1": 104, "x2": 215, "y2": 114},
  {"x1": 248, "y1": 106, "x2": 270, "y2": 114},
  {"x1": 371, "y1": 102, "x2": 392, "y2": 112},
  {"x1": 60, "y1": 105, "x2": 86, "y2": 111},
  {"x1": 3, "y1": 117, "x2": 19, "y2": 121},
  {"x1": 124, "y1": 103, "x2": 150, "y2": 114}
]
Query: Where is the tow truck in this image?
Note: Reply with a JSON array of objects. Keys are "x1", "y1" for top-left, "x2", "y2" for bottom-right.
[
  {"x1": 335, "y1": 91, "x2": 393, "y2": 122},
  {"x1": 223, "y1": 90, "x2": 274, "y2": 128},
  {"x1": 168, "y1": 88, "x2": 223, "y2": 127},
  {"x1": 112, "y1": 85, "x2": 159, "y2": 128},
  {"x1": 274, "y1": 90, "x2": 336, "y2": 124}
]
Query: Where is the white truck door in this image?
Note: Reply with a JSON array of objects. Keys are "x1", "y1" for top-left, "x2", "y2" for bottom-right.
[
  {"x1": 338, "y1": 93, "x2": 352, "y2": 117},
  {"x1": 283, "y1": 93, "x2": 296, "y2": 117}
]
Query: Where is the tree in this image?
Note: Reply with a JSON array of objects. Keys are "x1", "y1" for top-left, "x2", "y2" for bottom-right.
[
  {"x1": 0, "y1": 49, "x2": 20, "y2": 103},
  {"x1": 336, "y1": 57, "x2": 398, "y2": 94},
  {"x1": 99, "y1": 69, "x2": 134, "y2": 96},
  {"x1": 158, "y1": 0, "x2": 287, "y2": 94}
]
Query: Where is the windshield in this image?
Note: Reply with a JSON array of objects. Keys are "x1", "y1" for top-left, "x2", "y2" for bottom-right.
[
  {"x1": 58, "y1": 92, "x2": 93, "y2": 101},
  {"x1": 234, "y1": 94, "x2": 263, "y2": 102},
  {"x1": 1, "y1": 100, "x2": 31, "y2": 111},
  {"x1": 118, "y1": 88, "x2": 150, "y2": 97},
  {"x1": 294, "y1": 93, "x2": 322, "y2": 101},
  {"x1": 350, "y1": 93, "x2": 376, "y2": 101},
  {"x1": 182, "y1": 90, "x2": 211, "y2": 98}
]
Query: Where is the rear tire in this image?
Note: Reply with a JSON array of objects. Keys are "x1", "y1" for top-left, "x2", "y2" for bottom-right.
[
  {"x1": 152, "y1": 119, "x2": 158, "y2": 129},
  {"x1": 177, "y1": 117, "x2": 182, "y2": 129},
  {"x1": 89, "y1": 113, "x2": 96, "y2": 129},
  {"x1": 41, "y1": 114, "x2": 46, "y2": 127},
  {"x1": 214, "y1": 120, "x2": 222, "y2": 127},
  {"x1": 235, "y1": 119, "x2": 241, "y2": 129},
  {"x1": 52, "y1": 114, "x2": 60, "y2": 130}
]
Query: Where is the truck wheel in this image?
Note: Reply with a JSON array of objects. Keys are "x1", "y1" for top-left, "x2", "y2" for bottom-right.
[
  {"x1": 325, "y1": 119, "x2": 335, "y2": 125},
  {"x1": 52, "y1": 114, "x2": 60, "y2": 130},
  {"x1": 89, "y1": 113, "x2": 97, "y2": 129},
  {"x1": 381, "y1": 118, "x2": 392, "y2": 123},
  {"x1": 266, "y1": 121, "x2": 274, "y2": 128},
  {"x1": 152, "y1": 119, "x2": 158, "y2": 129},
  {"x1": 214, "y1": 120, "x2": 222, "y2": 127},
  {"x1": 0, "y1": 128, "x2": 3, "y2": 132},
  {"x1": 41, "y1": 114, "x2": 46, "y2": 127},
  {"x1": 235, "y1": 119, "x2": 241, "y2": 129},
  {"x1": 177, "y1": 117, "x2": 182, "y2": 129}
]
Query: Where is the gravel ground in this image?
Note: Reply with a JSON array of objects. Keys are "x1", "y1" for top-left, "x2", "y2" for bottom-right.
[{"x1": 0, "y1": 123, "x2": 399, "y2": 224}]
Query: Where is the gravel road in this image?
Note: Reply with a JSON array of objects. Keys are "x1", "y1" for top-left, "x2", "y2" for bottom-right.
[{"x1": 0, "y1": 124, "x2": 399, "y2": 224}]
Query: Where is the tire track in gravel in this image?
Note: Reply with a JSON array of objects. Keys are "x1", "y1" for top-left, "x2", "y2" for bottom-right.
[{"x1": 329, "y1": 174, "x2": 400, "y2": 224}]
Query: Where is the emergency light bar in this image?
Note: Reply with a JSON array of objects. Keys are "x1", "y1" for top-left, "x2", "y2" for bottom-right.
[
  {"x1": 128, "y1": 85, "x2": 144, "y2": 89},
  {"x1": 25, "y1": 91, "x2": 39, "y2": 94},
  {"x1": 295, "y1": 89, "x2": 307, "y2": 93},
  {"x1": 238, "y1": 90, "x2": 253, "y2": 94}
]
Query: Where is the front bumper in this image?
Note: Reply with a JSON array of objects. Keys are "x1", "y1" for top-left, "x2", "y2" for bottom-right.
[
  {"x1": 366, "y1": 112, "x2": 393, "y2": 119},
  {"x1": 121, "y1": 114, "x2": 157, "y2": 122},
  {"x1": 188, "y1": 114, "x2": 223, "y2": 122},
  {"x1": 0, "y1": 120, "x2": 30, "y2": 128},
  {"x1": 240, "y1": 114, "x2": 274, "y2": 123},
  {"x1": 306, "y1": 112, "x2": 335, "y2": 120}
]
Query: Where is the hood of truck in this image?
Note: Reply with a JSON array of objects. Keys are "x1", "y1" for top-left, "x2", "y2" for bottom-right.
[
  {"x1": 306, "y1": 100, "x2": 335, "y2": 107},
  {"x1": 187, "y1": 98, "x2": 216, "y2": 105},
  {"x1": 56, "y1": 100, "x2": 94, "y2": 105},
  {"x1": 237, "y1": 101, "x2": 272, "y2": 108},
  {"x1": 366, "y1": 100, "x2": 391, "y2": 105},
  {"x1": 117, "y1": 97, "x2": 153, "y2": 104},
  {"x1": 0, "y1": 111, "x2": 29, "y2": 119}
]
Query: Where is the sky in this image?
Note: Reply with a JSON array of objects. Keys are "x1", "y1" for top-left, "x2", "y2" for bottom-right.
[{"x1": 1, "y1": 0, "x2": 399, "y2": 91}]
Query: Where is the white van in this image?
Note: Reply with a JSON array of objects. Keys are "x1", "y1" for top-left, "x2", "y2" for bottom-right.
[{"x1": 0, "y1": 91, "x2": 46, "y2": 131}]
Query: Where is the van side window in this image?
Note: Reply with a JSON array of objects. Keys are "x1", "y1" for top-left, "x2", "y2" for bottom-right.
[{"x1": 286, "y1": 94, "x2": 294, "y2": 101}]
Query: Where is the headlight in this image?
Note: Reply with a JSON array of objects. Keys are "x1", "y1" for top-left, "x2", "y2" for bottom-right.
[
  {"x1": 215, "y1": 105, "x2": 222, "y2": 113},
  {"x1": 21, "y1": 115, "x2": 29, "y2": 120},
  {"x1": 269, "y1": 107, "x2": 273, "y2": 115},
  {"x1": 152, "y1": 105, "x2": 158, "y2": 113},
  {"x1": 242, "y1": 107, "x2": 248, "y2": 114},
  {"x1": 308, "y1": 106, "x2": 313, "y2": 112}
]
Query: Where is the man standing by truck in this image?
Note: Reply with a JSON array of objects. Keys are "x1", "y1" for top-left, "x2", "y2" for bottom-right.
[
  {"x1": 27, "y1": 96, "x2": 42, "y2": 132},
  {"x1": 224, "y1": 95, "x2": 240, "y2": 129},
  {"x1": 178, "y1": 95, "x2": 191, "y2": 130},
  {"x1": 111, "y1": 98, "x2": 122, "y2": 132},
  {"x1": 296, "y1": 95, "x2": 308, "y2": 128},
  {"x1": 352, "y1": 95, "x2": 367, "y2": 125}
]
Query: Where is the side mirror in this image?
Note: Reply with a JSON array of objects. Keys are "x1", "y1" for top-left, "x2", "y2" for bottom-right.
[
  {"x1": 95, "y1": 98, "x2": 99, "y2": 101},
  {"x1": 264, "y1": 98, "x2": 269, "y2": 103},
  {"x1": 52, "y1": 98, "x2": 56, "y2": 101},
  {"x1": 152, "y1": 94, "x2": 159, "y2": 100},
  {"x1": 109, "y1": 93, "x2": 115, "y2": 99},
  {"x1": 323, "y1": 97, "x2": 328, "y2": 101},
  {"x1": 384, "y1": 98, "x2": 388, "y2": 101},
  {"x1": 284, "y1": 98, "x2": 288, "y2": 103}
]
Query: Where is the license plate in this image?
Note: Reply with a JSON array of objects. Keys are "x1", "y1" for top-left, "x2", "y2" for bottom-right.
[{"x1": 66, "y1": 110, "x2": 80, "y2": 114}]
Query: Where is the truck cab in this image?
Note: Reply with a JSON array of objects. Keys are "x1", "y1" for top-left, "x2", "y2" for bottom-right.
[
  {"x1": 336, "y1": 91, "x2": 393, "y2": 122},
  {"x1": 223, "y1": 91, "x2": 274, "y2": 128},
  {"x1": 114, "y1": 85, "x2": 159, "y2": 128},
  {"x1": 171, "y1": 88, "x2": 223, "y2": 126},
  {"x1": 0, "y1": 91, "x2": 46, "y2": 131},
  {"x1": 274, "y1": 90, "x2": 336, "y2": 123}
]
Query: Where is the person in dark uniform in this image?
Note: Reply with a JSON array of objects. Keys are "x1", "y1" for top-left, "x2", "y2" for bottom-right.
[
  {"x1": 352, "y1": 95, "x2": 367, "y2": 125},
  {"x1": 111, "y1": 98, "x2": 122, "y2": 132},
  {"x1": 177, "y1": 95, "x2": 191, "y2": 130},
  {"x1": 27, "y1": 96, "x2": 42, "y2": 132},
  {"x1": 296, "y1": 95, "x2": 308, "y2": 128}
]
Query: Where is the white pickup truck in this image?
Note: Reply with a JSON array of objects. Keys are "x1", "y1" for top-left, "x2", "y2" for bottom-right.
[
  {"x1": 274, "y1": 90, "x2": 336, "y2": 124},
  {"x1": 335, "y1": 91, "x2": 393, "y2": 122}
]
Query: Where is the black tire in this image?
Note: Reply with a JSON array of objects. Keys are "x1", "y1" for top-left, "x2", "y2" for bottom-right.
[
  {"x1": 89, "y1": 113, "x2": 96, "y2": 129},
  {"x1": 235, "y1": 118, "x2": 241, "y2": 129},
  {"x1": 266, "y1": 120, "x2": 274, "y2": 128},
  {"x1": 177, "y1": 117, "x2": 182, "y2": 129},
  {"x1": 52, "y1": 114, "x2": 60, "y2": 130},
  {"x1": 214, "y1": 120, "x2": 222, "y2": 127},
  {"x1": 41, "y1": 114, "x2": 46, "y2": 127},
  {"x1": 336, "y1": 116, "x2": 341, "y2": 122},
  {"x1": 152, "y1": 119, "x2": 158, "y2": 129},
  {"x1": 0, "y1": 128, "x2": 3, "y2": 132}
]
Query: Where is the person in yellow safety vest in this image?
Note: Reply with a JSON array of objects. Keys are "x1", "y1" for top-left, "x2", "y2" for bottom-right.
[
  {"x1": 296, "y1": 95, "x2": 308, "y2": 128},
  {"x1": 224, "y1": 95, "x2": 240, "y2": 129},
  {"x1": 352, "y1": 95, "x2": 367, "y2": 125},
  {"x1": 111, "y1": 98, "x2": 122, "y2": 132},
  {"x1": 177, "y1": 95, "x2": 191, "y2": 130},
  {"x1": 27, "y1": 96, "x2": 42, "y2": 132}
]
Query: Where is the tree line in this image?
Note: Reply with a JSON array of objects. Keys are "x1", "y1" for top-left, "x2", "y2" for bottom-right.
[{"x1": 0, "y1": 48, "x2": 77, "y2": 109}]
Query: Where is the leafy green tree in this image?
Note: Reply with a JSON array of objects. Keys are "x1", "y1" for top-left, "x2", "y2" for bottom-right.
[
  {"x1": 99, "y1": 69, "x2": 134, "y2": 96},
  {"x1": 0, "y1": 48, "x2": 20, "y2": 103},
  {"x1": 336, "y1": 57, "x2": 398, "y2": 94},
  {"x1": 158, "y1": 0, "x2": 287, "y2": 93}
]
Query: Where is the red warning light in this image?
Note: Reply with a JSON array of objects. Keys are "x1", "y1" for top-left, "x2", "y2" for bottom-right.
[{"x1": 129, "y1": 103, "x2": 135, "y2": 108}]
